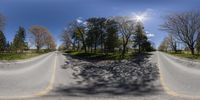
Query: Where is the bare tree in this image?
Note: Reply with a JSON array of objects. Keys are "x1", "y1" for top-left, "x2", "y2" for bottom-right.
[
  {"x1": 45, "y1": 32, "x2": 56, "y2": 50},
  {"x1": 29, "y1": 25, "x2": 50, "y2": 52},
  {"x1": 61, "y1": 28, "x2": 72, "y2": 50},
  {"x1": 70, "y1": 20, "x2": 87, "y2": 53},
  {"x1": 158, "y1": 36, "x2": 170, "y2": 52},
  {"x1": 168, "y1": 33, "x2": 178, "y2": 52},
  {"x1": 113, "y1": 16, "x2": 136, "y2": 57},
  {"x1": 161, "y1": 11, "x2": 200, "y2": 55}
]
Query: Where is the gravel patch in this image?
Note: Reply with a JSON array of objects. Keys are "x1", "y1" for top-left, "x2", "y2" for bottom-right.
[{"x1": 62, "y1": 54, "x2": 160, "y2": 96}]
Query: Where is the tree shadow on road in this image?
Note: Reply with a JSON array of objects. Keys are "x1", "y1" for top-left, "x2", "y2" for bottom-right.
[{"x1": 53, "y1": 53, "x2": 161, "y2": 97}]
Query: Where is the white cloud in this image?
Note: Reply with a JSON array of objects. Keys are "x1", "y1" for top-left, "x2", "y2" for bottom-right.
[
  {"x1": 145, "y1": 31, "x2": 155, "y2": 37},
  {"x1": 76, "y1": 17, "x2": 88, "y2": 25},
  {"x1": 146, "y1": 33, "x2": 155, "y2": 37},
  {"x1": 76, "y1": 17, "x2": 84, "y2": 23},
  {"x1": 83, "y1": 21, "x2": 87, "y2": 25},
  {"x1": 77, "y1": 19, "x2": 83, "y2": 23}
]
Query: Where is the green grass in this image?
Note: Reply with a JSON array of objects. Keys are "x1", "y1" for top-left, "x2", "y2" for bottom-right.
[
  {"x1": 66, "y1": 50, "x2": 135, "y2": 60},
  {"x1": 168, "y1": 52, "x2": 200, "y2": 60},
  {"x1": 0, "y1": 52, "x2": 45, "y2": 60}
]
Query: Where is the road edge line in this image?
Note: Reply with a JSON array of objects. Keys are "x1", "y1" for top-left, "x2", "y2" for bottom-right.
[
  {"x1": 0, "y1": 53, "x2": 58, "y2": 99},
  {"x1": 157, "y1": 52, "x2": 200, "y2": 99}
]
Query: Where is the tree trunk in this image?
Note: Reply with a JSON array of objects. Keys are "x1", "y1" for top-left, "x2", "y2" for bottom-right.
[
  {"x1": 82, "y1": 42, "x2": 86, "y2": 53},
  {"x1": 80, "y1": 34, "x2": 87, "y2": 53},
  {"x1": 87, "y1": 46, "x2": 89, "y2": 53},
  {"x1": 77, "y1": 41, "x2": 80, "y2": 51},
  {"x1": 90, "y1": 45, "x2": 93, "y2": 53},
  {"x1": 72, "y1": 41, "x2": 76, "y2": 51},
  {"x1": 101, "y1": 34, "x2": 103, "y2": 53},
  {"x1": 36, "y1": 46, "x2": 40, "y2": 52},
  {"x1": 138, "y1": 44, "x2": 141, "y2": 53},
  {"x1": 94, "y1": 42, "x2": 97, "y2": 53},
  {"x1": 122, "y1": 44, "x2": 126, "y2": 58},
  {"x1": 190, "y1": 47, "x2": 195, "y2": 55},
  {"x1": 174, "y1": 48, "x2": 177, "y2": 53}
]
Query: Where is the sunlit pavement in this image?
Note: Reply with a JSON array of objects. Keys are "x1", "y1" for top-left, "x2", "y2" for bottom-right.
[{"x1": 0, "y1": 51, "x2": 199, "y2": 100}]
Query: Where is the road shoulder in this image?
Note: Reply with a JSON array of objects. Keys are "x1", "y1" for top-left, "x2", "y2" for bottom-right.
[{"x1": 163, "y1": 52, "x2": 200, "y2": 69}]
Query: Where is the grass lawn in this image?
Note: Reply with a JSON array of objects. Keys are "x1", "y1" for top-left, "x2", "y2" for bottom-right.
[
  {"x1": 66, "y1": 51, "x2": 136, "y2": 60},
  {"x1": 168, "y1": 52, "x2": 200, "y2": 60},
  {"x1": 0, "y1": 52, "x2": 45, "y2": 60}
]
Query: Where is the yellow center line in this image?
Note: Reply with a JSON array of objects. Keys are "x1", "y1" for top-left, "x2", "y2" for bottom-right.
[
  {"x1": 157, "y1": 52, "x2": 200, "y2": 99},
  {"x1": 2, "y1": 52, "x2": 200, "y2": 99},
  {"x1": 0, "y1": 53, "x2": 57, "y2": 99}
]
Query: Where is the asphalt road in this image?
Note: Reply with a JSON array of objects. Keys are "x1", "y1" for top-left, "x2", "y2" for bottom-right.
[
  {"x1": 0, "y1": 52, "x2": 63, "y2": 98},
  {"x1": 0, "y1": 51, "x2": 79, "y2": 100},
  {"x1": 157, "y1": 51, "x2": 200, "y2": 98},
  {"x1": 0, "y1": 51, "x2": 200, "y2": 100}
]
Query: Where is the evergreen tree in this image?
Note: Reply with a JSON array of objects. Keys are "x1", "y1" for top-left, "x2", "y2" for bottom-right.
[
  {"x1": 133, "y1": 23, "x2": 153, "y2": 53},
  {"x1": 0, "y1": 31, "x2": 6, "y2": 52},
  {"x1": 86, "y1": 17, "x2": 106, "y2": 53},
  {"x1": 133, "y1": 23, "x2": 146, "y2": 53},
  {"x1": 13, "y1": 27, "x2": 26, "y2": 52},
  {"x1": 105, "y1": 19, "x2": 119, "y2": 53}
]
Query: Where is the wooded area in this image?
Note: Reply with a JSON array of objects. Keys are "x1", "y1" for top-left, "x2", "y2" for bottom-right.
[
  {"x1": 159, "y1": 11, "x2": 200, "y2": 55},
  {"x1": 0, "y1": 13, "x2": 56, "y2": 54},
  {"x1": 60, "y1": 16, "x2": 155, "y2": 58}
]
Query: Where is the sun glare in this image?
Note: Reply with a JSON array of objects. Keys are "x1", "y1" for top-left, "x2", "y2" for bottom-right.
[
  {"x1": 131, "y1": 11, "x2": 150, "y2": 23},
  {"x1": 135, "y1": 15, "x2": 145, "y2": 22}
]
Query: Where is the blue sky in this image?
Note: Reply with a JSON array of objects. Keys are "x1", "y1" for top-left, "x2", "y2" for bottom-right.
[{"x1": 0, "y1": 0, "x2": 200, "y2": 47}]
